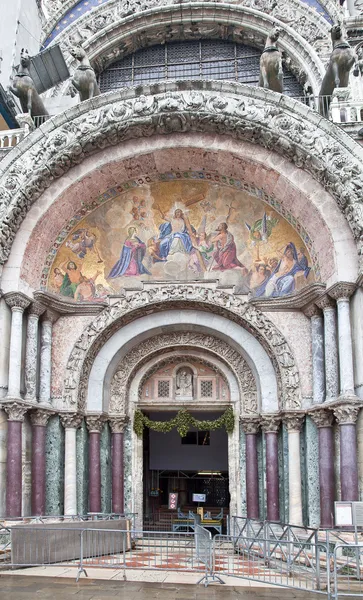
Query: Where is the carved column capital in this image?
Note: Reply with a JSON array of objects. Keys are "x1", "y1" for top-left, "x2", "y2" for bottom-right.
[
  {"x1": 109, "y1": 415, "x2": 128, "y2": 434},
  {"x1": 60, "y1": 413, "x2": 83, "y2": 429},
  {"x1": 302, "y1": 303, "x2": 322, "y2": 319},
  {"x1": 4, "y1": 292, "x2": 31, "y2": 312},
  {"x1": 240, "y1": 417, "x2": 260, "y2": 435},
  {"x1": 328, "y1": 282, "x2": 357, "y2": 301},
  {"x1": 309, "y1": 408, "x2": 334, "y2": 428},
  {"x1": 86, "y1": 414, "x2": 105, "y2": 433},
  {"x1": 3, "y1": 401, "x2": 28, "y2": 422},
  {"x1": 260, "y1": 415, "x2": 281, "y2": 433},
  {"x1": 29, "y1": 301, "x2": 46, "y2": 318},
  {"x1": 42, "y1": 309, "x2": 59, "y2": 324},
  {"x1": 30, "y1": 409, "x2": 52, "y2": 427},
  {"x1": 283, "y1": 412, "x2": 305, "y2": 432},
  {"x1": 315, "y1": 294, "x2": 335, "y2": 311},
  {"x1": 333, "y1": 403, "x2": 361, "y2": 425}
]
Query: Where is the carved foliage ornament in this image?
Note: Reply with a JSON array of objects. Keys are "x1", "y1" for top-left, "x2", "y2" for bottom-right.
[
  {"x1": 1, "y1": 86, "x2": 363, "y2": 269},
  {"x1": 62, "y1": 286, "x2": 300, "y2": 411}
]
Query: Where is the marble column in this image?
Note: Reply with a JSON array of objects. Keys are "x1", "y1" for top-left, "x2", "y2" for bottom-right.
[
  {"x1": 25, "y1": 303, "x2": 45, "y2": 402},
  {"x1": 109, "y1": 416, "x2": 127, "y2": 514},
  {"x1": 4, "y1": 402, "x2": 28, "y2": 517},
  {"x1": 310, "y1": 408, "x2": 335, "y2": 528},
  {"x1": 329, "y1": 283, "x2": 357, "y2": 400},
  {"x1": 4, "y1": 293, "x2": 31, "y2": 400},
  {"x1": 86, "y1": 415, "x2": 104, "y2": 514},
  {"x1": 39, "y1": 311, "x2": 58, "y2": 406},
  {"x1": 61, "y1": 413, "x2": 83, "y2": 515},
  {"x1": 333, "y1": 404, "x2": 361, "y2": 501},
  {"x1": 284, "y1": 413, "x2": 305, "y2": 526},
  {"x1": 30, "y1": 409, "x2": 51, "y2": 515},
  {"x1": 303, "y1": 304, "x2": 325, "y2": 405},
  {"x1": 261, "y1": 416, "x2": 280, "y2": 522},
  {"x1": 240, "y1": 418, "x2": 260, "y2": 520},
  {"x1": 316, "y1": 295, "x2": 339, "y2": 402}
]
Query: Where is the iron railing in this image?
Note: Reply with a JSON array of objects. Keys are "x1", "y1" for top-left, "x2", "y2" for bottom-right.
[{"x1": 332, "y1": 543, "x2": 363, "y2": 599}]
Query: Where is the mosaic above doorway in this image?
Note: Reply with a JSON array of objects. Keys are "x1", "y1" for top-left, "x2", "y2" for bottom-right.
[{"x1": 44, "y1": 177, "x2": 316, "y2": 302}]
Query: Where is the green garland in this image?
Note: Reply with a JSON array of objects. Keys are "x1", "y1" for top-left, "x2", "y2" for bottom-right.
[{"x1": 133, "y1": 406, "x2": 234, "y2": 438}]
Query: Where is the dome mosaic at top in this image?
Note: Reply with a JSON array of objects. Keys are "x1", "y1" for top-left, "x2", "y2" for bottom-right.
[{"x1": 44, "y1": 178, "x2": 316, "y2": 303}]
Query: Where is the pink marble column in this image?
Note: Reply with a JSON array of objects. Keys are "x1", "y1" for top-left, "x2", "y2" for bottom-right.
[
  {"x1": 30, "y1": 410, "x2": 51, "y2": 515},
  {"x1": 4, "y1": 403, "x2": 28, "y2": 517},
  {"x1": 310, "y1": 409, "x2": 335, "y2": 528},
  {"x1": 86, "y1": 416, "x2": 104, "y2": 514},
  {"x1": 241, "y1": 418, "x2": 260, "y2": 520},
  {"x1": 109, "y1": 417, "x2": 127, "y2": 514},
  {"x1": 334, "y1": 404, "x2": 360, "y2": 501},
  {"x1": 261, "y1": 416, "x2": 280, "y2": 522}
]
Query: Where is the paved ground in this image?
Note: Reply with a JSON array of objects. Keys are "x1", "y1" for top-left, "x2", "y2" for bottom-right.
[{"x1": 0, "y1": 575, "x2": 323, "y2": 599}]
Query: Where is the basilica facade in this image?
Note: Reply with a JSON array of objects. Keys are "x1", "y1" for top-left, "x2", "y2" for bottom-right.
[{"x1": 0, "y1": 0, "x2": 363, "y2": 530}]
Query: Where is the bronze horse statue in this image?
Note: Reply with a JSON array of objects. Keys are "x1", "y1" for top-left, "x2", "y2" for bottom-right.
[
  {"x1": 259, "y1": 28, "x2": 283, "y2": 94},
  {"x1": 319, "y1": 24, "x2": 359, "y2": 115},
  {"x1": 9, "y1": 49, "x2": 48, "y2": 119},
  {"x1": 70, "y1": 46, "x2": 100, "y2": 102}
]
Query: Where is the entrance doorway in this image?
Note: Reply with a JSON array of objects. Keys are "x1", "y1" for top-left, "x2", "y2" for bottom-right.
[{"x1": 142, "y1": 411, "x2": 229, "y2": 530}]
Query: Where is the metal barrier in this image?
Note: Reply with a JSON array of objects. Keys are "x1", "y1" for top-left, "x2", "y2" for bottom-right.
[
  {"x1": 194, "y1": 524, "x2": 224, "y2": 587},
  {"x1": 213, "y1": 533, "x2": 329, "y2": 594},
  {"x1": 332, "y1": 543, "x2": 363, "y2": 600}
]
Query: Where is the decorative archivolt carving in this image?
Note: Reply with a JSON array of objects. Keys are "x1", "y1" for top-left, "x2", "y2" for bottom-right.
[
  {"x1": 1, "y1": 84, "x2": 363, "y2": 271},
  {"x1": 109, "y1": 336, "x2": 258, "y2": 415},
  {"x1": 61, "y1": 285, "x2": 301, "y2": 412}
]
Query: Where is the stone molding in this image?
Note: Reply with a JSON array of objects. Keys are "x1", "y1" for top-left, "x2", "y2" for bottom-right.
[
  {"x1": 110, "y1": 333, "x2": 258, "y2": 415},
  {"x1": 86, "y1": 414, "x2": 105, "y2": 433},
  {"x1": 251, "y1": 284, "x2": 326, "y2": 312},
  {"x1": 315, "y1": 294, "x2": 336, "y2": 311},
  {"x1": 240, "y1": 417, "x2": 260, "y2": 435},
  {"x1": 328, "y1": 282, "x2": 357, "y2": 300},
  {"x1": 61, "y1": 285, "x2": 301, "y2": 412},
  {"x1": 33, "y1": 290, "x2": 106, "y2": 316},
  {"x1": 283, "y1": 411, "x2": 305, "y2": 432},
  {"x1": 108, "y1": 415, "x2": 128, "y2": 433},
  {"x1": 60, "y1": 412, "x2": 83, "y2": 429},
  {"x1": 1, "y1": 84, "x2": 363, "y2": 274},
  {"x1": 333, "y1": 403, "x2": 361, "y2": 425},
  {"x1": 308, "y1": 407, "x2": 334, "y2": 428},
  {"x1": 260, "y1": 414, "x2": 281, "y2": 433},
  {"x1": 4, "y1": 292, "x2": 31, "y2": 312},
  {"x1": 3, "y1": 401, "x2": 28, "y2": 422},
  {"x1": 30, "y1": 409, "x2": 53, "y2": 427},
  {"x1": 302, "y1": 303, "x2": 322, "y2": 319}
]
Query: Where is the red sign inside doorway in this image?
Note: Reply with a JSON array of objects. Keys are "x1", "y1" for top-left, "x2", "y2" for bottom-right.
[{"x1": 168, "y1": 493, "x2": 178, "y2": 510}]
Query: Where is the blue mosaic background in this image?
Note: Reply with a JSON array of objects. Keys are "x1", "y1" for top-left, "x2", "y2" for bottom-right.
[{"x1": 44, "y1": 0, "x2": 332, "y2": 48}]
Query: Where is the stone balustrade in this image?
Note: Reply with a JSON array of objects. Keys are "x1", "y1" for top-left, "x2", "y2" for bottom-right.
[{"x1": 0, "y1": 128, "x2": 26, "y2": 153}]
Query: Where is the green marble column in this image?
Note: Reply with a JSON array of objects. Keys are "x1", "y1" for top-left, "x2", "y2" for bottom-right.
[
  {"x1": 76, "y1": 421, "x2": 88, "y2": 515},
  {"x1": 45, "y1": 415, "x2": 64, "y2": 515},
  {"x1": 101, "y1": 422, "x2": 111, "y2": 513},
  {"x1": 281, "y1": 423, "x2": 289, "y2": 523},
  {"x1": 304, "y1": 416, "x2": 320, "y2": 527},
  {"x1": 257, "y1": 433, "x2": 266, "y2": 520}
]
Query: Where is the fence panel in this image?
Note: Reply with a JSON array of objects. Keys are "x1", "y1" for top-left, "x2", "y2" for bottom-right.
[{"x1": 333, "y1": 543, "x2": 363, "y2": 599}]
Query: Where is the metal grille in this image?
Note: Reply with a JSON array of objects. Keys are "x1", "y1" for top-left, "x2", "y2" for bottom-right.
[
  {"x1": 157, "y1": 380, "x2": 170, "y2": 398},
  {"x1": 99, "y1": 40, "x2": 304, "y2": 97},
  {"x1": 200, "y1": 380, "x2": 213, "y2": 398}
]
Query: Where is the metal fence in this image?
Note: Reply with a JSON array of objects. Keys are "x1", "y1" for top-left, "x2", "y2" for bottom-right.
[{"x1": 332, "y1": 543, "x2": 363, "y2": 600}]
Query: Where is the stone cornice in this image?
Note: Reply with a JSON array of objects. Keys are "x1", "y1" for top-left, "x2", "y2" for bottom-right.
[
  {"x1": 250, "y1": 283, "x2": 326, "y2": 312},
  {"x1": 328, "y1": 281, "x2": 357, "y2": 301},
  {"x1": 4, "y1": 292, "x2": 31, "y2": 311},
  {"x1": 33, "y1": 291, "x2": 107, "y2": 315},
  {"x1": 1, "y1": 82, "x2": 363, "y2": 276},
  {"x1": 240, "y1": 416, "x2": 260, "y2": 434}
]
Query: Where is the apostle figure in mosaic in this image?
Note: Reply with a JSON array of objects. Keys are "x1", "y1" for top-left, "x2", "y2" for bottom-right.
[{"x1": 108, "y1": 226, "x2": 151, "y2": 278}]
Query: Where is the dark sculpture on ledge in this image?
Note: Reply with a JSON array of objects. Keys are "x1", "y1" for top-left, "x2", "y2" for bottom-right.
[
  {"x1": 9, "y1": 49, "x2": 48, "y2": 119},
  {"x1": 70, "y1": 46, "x2": 100, "y2": 102},
  {"x1": 319, "y1": 24, "x2": 359, "y2": 115},
  {"x1": 259, "y1": 28, "x2": 283, "y2": 94}
]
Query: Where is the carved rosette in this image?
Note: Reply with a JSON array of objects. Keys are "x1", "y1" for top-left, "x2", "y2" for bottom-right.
[
  {"x1": 260, "y1": 415, "x2": 281, "y2": 433},
  {"x1": 60, "y1": 413, "x2": 83, "y2": 429},
  {"x1": 240, "y1": 417, "x2": 260, "y2": 435},
  {"x1": 333, "y1": 403, "x2": 361, "y2": 425},
  {"x1": 283, "y1": 412, "x2": 305, "y2": 432},
  {"x1": 86, "y1": 414, "x2": 105, "y2": 433},
  {"x1": 109, "y1": 416, "x2": 128, "y2": 434},
  {"x1": 30, "y1": 409, "x2": 52, "y2": 427},
  {"x1": 328, "y1": 282, "x2": 357, "y2": 301},
  {"x1": 3, "y1": 402, "x2": 28, "y2": 422},
  {"x1": 309, "y1": 408, "x2": 334, "y2": 428},
  {"x1": 4, "y1": 292, "x2": 31, "y2": 312}
]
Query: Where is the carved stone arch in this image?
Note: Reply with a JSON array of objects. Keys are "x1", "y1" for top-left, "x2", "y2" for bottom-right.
[
  {"x1": 0, "y1": 83, "x2": 362, "y2": 270},
  {"x1": 61, "y1": 285, "x2": 300, "y2": 413},
  {"x1": 47, "y1": 2, "x2": 328, "y2": 97},
  {"x1": 108, "y1": 336, "x2": 259, "y2": 415}
]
